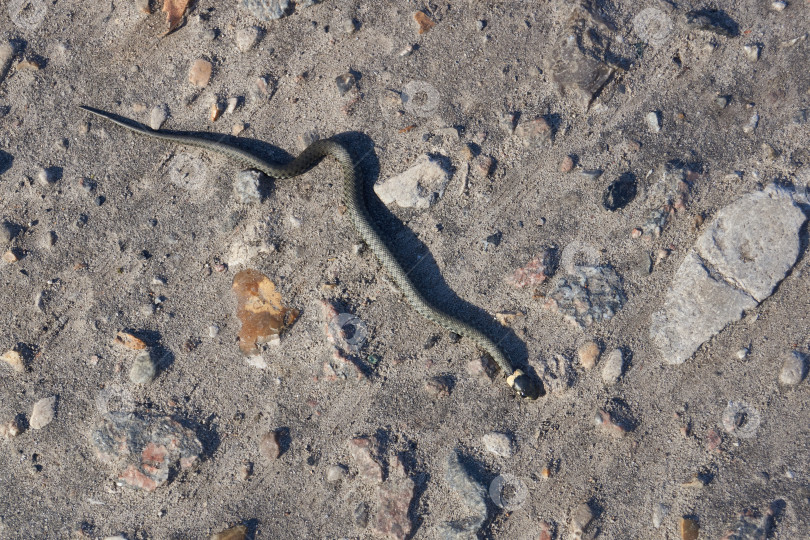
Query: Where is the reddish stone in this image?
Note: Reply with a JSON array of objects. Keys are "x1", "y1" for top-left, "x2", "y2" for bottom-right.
[{"x1": 349, "y1": 437, "x2": 383, "y2": 484}]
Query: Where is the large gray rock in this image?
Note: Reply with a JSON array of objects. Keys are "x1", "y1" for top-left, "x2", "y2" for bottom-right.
[
  {"x1": 650, "y1": 251, "x2": 756, "y2": 365},
  {"x1": 651, "y1": 185, "x2": 807, "y2": 365},
  {"x1": 695, "y1": 184, "x2": 806, "y2": 302}
]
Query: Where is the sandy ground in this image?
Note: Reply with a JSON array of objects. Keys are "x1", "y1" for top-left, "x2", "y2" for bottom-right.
[{"x1": 0, "y1": 1, "x2": 809, "y2": 538}]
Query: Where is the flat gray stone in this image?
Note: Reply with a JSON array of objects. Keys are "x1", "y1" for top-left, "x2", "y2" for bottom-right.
[
  {"x1": 438, "y1": 451, "x2": 486, "y2": 539},
  {"x1": 696, "y1": 184, "x2": 806, "y2": 302},
  {"x1": 650, "y1": 251, "x2": 757, "y2": 365},
  {"x1": 374, "y1": 154, "x2": 451, "y2": 209},
  {"x1": 240, "y1": 0, "x2": 292, "y2": 21}
]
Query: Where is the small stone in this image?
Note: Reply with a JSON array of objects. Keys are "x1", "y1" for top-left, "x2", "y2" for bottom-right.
[
  {"x1": 240, "y1": 0, "x2": 292, "y2": 21},
  {"x1": 0, "y1": 418, "x2": 22, "y2": 438},
  {"x1": 234, "y1": 170, "x2": 262, "y2": 204},
  {"x1": 580, "y1": 169, "x2": 603, "y2": 181},
  {"x1": 188, "y1": 59, "x2": 213, "y2": 87},
  {"x1": 779, "y1": 351, "x2": 807, "y2": 386},
  {"x1": 482, "y1": 432, "x2": 513, "y2": 458},
  {"x1": 371, "y1": 456, "x2": 415, "y2": 539},
  {"x1": 577, "y1": 341, "x2": 600, "y2": 370},
  {"x1": 509, "y1": 250, "x2": 552, "y2": 288},
  {"x1": 326, "y1": 464, "x2": 348, "y2": 483},
  {"x1": 440, "y1": 451, "x2": 487, "y2": 537},
  {"x1": 679, "y1": 517, "x2": 699, "y2": 540},
  {"x1": 92, "y1": 412, "x2": 202, "y2": 491},
  {"x1": 743, "y1": 43, "x2": 762, "y2": 62},
  {"x1": 349, "y1": 437, "x2": 383, "y2": 483},
  {"x1": 514, "y1": 117, "x2": 552, "y2": 146},
  {"x1": 259, "y1": 430, "x2": 281, "y2": 460},
  {"x1": 631, "y1": 228, "x2": 643, "y2": 239},
  {"x1": 603, "y1": 173, "x2": 638, "y2": 211},
  {"x1": 652, "y1": 503, "x2": 670, "y2": 528},
  {"x1": 0, "y1": 221, "x2": 14, "y2": 244},
  {"x1": 424, "y1": 376, "x2": 451, "y2": 398},
  {"x1": 1, "y1": 350, "x2": 24, "y2": 372},
  {"x1": 570, "y1": 503, "x2": 594, "y2": 536},
  {"x1": 232, "y1": 123, "x2": 246, "y2": 136},
  {"x1": 601, "y1": 349, "x2": 624, "y2": 384},
  {"x1": 208, "y1": 325, "x2": 220, "y2": 338},
  {"x1": 560, "y1": 155, "x2": 574, "y2": 173},
  {"x1": 646, "y1": 111, "x2": 661, "y2": 133},
  {"x1": 114, "y1": 331, "x2": 147, "y2": 350},
  {"x1": 341, "y1": 19, "x2": 357, "y2": 34},
  {"x1": 636, "y1": 252, "x2": 653, "y2": 275},
  {"x1": 149, "y1": 104, "x2": 168, "y2": 130},
  {"x1": 735, "y1": 347, "x2": 749, "y2": 360},
  {"x1": 335, "y1": 73, "x2": 356, "y2": 96},
  {"x1": 476, "y1": 20, "x2": 486, "y2": 31},
  {"x1": 37, "y1": 167, "x2": 55, "y2": 186},
  {"x1": 473, "y1": 155, "x2": 494, "y2": 176},
  {"x1": 235, "y1": 26, "x2": 261, "y2": 52},
  {"x1": 210, "y1": 101, "x2": 223, "y2": 122},
  {"x1": 743, "y1": 112, "x2": 759, "y2": 134},
  {"x1": 233, "y1": 269, "x2": 298, "y2": 354},
  {"x1": 374, "y1": 154, "x2": 451, "y2": 209},
  {"x1": 226, "y1": 97, "x2": 240, "y2": 114},
  {"x1": 210, "y1": 525, "x2": 247, "y2": 540},
  {"x1": 2, "y1": 249, "x2": 19, "y2": 263},
  {"x1": 30, "y1": 396, "x2": 57, "y2": 430},
  {"x1": 413, "y1": 11, "x2": 435, "y2": 34},
  {"x1": 129, "y1": 350, "x2": 157, "y2": 385},
  {"x1": 715, "y1": 95, "x2": 730, "y2": 109},
  {"x1": 772, "y1": 1, "x2": 787, "y2": 11}
]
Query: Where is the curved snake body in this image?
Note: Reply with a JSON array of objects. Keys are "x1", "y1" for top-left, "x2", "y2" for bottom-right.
[{"x1": 79, "y1": 105, "x2": 542, "y2": 399}]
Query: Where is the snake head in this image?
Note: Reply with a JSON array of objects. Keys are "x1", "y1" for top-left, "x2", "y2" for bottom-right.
[{"x1": 507, "y1": 369, "x2": 545, "y2": 400}]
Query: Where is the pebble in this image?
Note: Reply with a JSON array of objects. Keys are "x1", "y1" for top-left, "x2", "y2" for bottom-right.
[
  {"x1": 335, "y1": 72, "x2": 356, "y2": 96},
  {"x1": 413, "y1": 11, "x2": 435, "y2": 34},
  {"x1": 560, "y1": 155, "x2": 574, "y2": 173},
  {"x1": 735, "y1": 347, "x2": 750, "y2": 360},
  {"x1": 543, "y1": 265, "x2": 625, "y2": 328},
  {"x1": 651, "y1": 185, "x2": 806, "y2": 364},
  {"x1": 743, "y1": 112, "x2": 759, "y2": 134},
  {"x1": 91, "y1": 412, "x2": 202, "y2": 491},
  {"x1": 37, "y1": 167, "x2": 55, "y2": 185},
  {"x1": 580, "y1": 169, "x2": 603, "y2": 181},
  {"x1": 208, "y1": 324, "x2": 220, "y2": 338},
  {"x1": 240, "y1": 0, "x2": 292, "y2": 21},
  {"x1": 537, "y1": 354, "x2": 575, "y2": 394},
  {"x1": 259, "y1": 430, "x2": 281, "y2": 460},
  {"x1": 636, "y1": 252, "x2": 653, "y2": 275},
  {"x1": 743, "y1": 43, "x2": 762, "y2": 62},
  {"x1": 514, "y1": 117, "x2": 552, "y2": 146},
  {"x1": 482, "y1": 432, "x2": 513, "y2": 458},
  {"x1": 570, "y1": 503, "x2": 595, "y2": 537},
  {"x1": 0, "y1": 221, "x2": 13, "y2": 244},
  {"x1": 348, "y1": 437, "x2": 382, "y2": 483},
  {"x1": 601, "y1": 349, "x2": 624, "y2": 384},
  {"x1": 1, "y1": 350, "x2": 24, "y2": 372},
  {"x1": 233, "y1": 269, "x2": 298, "y2": 354},
  {"x1": 30, "y1": 396, "x2": 57, "y2": 429},
  {"x1": 679, "y1": 517, "x2": 699, "y2": 540},
  {"x1": 341, "y1": 19, "x2": 357, "y2": 34},
  {"x1": 0, "y1": 418, "x2": 22, "y2": 438},
  {"x1": 210, "y1": 525, "x2": 247, "y2": 540},
  {"x1": 235, "y1": 26, "x2": 262, "y2": 52},
  {"x1": 149, "y1": 104, "x2": 168, "y2": 130},
  {"x1": 646, "y1": 111, "x2": 661, "y2": 132},
  {"x1": 188, "y1": 59, "x2": 213, "y2": 87},
  {"x1": 226, "y1": 97, "x2": 240, "y2": 114},
  {"x1": 438, "y1": 452, "x2": 487, "y2": 538},
  {"x1": 234, "y1": 170, "x2": 263, "y2": 204},
  {"x1": 473, "y1": 155, "x2": 494, "y2": 176},
  {"x1": 577, "y1": 341, "x2": 600, "y2": 370},
  {"x1": 509, "y1": 250, "x2": 552, "y2": 288},
  {"x1": 129, "y1": 349, "x2": 157, "y2": 384},
  {"x1": 772, "y1": 0, "x2": 787, "y2": 11},
  {"x1": 715, "y1": 94, "x2": 730, "y2": 109},
  {"x1": 779, "y1": 351, "x2": 807, "y2": 386},
  {"x1": 114, "y1": 331, "x2": 147, "y2": 350},
  {"x1": 371, "y1": 456, "x2": 415, "y2": 540},
  {"x1": 326, "y1": 464, "x2": 348, "y2": 483},
  {"x1": 373, "y1": 154, "x2": 451, "y2": 209},
  {"x1": 603, "y1": 173, "x2": 638, "y2": 211},
  {"x1": 652, "y1": 503, "x2": 670, "y2": 528}
]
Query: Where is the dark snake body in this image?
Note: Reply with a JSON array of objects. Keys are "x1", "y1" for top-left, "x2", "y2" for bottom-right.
[{"x1": 79, "y1": 105, "x2": 542, "y2": 399}]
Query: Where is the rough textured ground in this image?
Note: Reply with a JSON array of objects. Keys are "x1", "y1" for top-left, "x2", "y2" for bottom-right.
[{"x1": 0, "y1": 1, "x2": 809, "y2": 538}]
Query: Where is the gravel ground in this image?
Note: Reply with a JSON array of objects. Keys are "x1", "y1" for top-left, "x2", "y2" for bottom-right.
[{"x1": 0, "y1": 1, "x2": 809, "y2": 539}]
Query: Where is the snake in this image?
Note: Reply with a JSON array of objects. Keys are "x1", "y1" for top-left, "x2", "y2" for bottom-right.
[{"x1": 79, "y1": 105, "x2": 543, "y2": 400}]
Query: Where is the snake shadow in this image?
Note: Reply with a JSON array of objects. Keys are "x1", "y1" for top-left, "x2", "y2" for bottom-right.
[{"x1": 329, "y1": 131, "x2": 533, "y2": 388}]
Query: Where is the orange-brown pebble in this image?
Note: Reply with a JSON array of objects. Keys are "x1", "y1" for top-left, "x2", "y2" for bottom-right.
[
  {"x1": 679, "y1": 517, "x2": 699, "y2": 540},
  {"x1": 188, "y1": 59, "x2": 213, "y2": 87}
]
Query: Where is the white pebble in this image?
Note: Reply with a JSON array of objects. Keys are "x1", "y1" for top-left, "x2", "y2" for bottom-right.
[
  {"x1": 743, "y1": 43, "x2": 762, "y2": 62},
  {"x1": 326, "y1": 464, "x2": 348, "y2": 482},
  {"x1": 601, "y1": 349, "x2": 624, "y2": 384},
  {"x1": 743, "y1": 112, "x2": 759, "y2": 134},
  {"x1": 149, "y1": 104, "x2": 169, "y2": 130},
  {"x1": 779, "y1": 351, "x2": 807, "y2": 386},
  {"x1": 735, "y1": 347, "x2": 750, "y2": 360},
  {"x1": 129, "y1": 350, "x2": 157, "y2": 385},
  {"x1": 234, "y1": 170, "x2": 262, "y2": 204},
  {"x1": 235, "y1": 26, "x2": 262, "y2": 52},
  {"x1": 225, "y1": 97, "x2": 240, "y2": 114},
  {"x1": 208, "y1": 324, "x2": 220, "y2": 338},
  {"x1": 30, "y1": 396, "x2": 57, "y2": 429},
  {"x1": 482, "y1": 432, "x2": 514, "y2": 458},
  {"x1": 37, "y1": 167, "x2": 54, "y2": 186},
  {"x1": 772, "y1": 1, "x2": 787, "y2": 11},
  {"x1": 646, "y1": 111, "x2": 661, "y2": 133},
  {"x1": 288, "y1": 215, "x2": 302, "y2": 228},
  {"x1": 652, "y1": 503, "x2": 670, "y2": 528}
]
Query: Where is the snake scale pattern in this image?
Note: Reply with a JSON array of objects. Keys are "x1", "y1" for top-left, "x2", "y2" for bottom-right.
[{"x1": 79, "y1": 105, "x2": 542, "y2": 400}]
